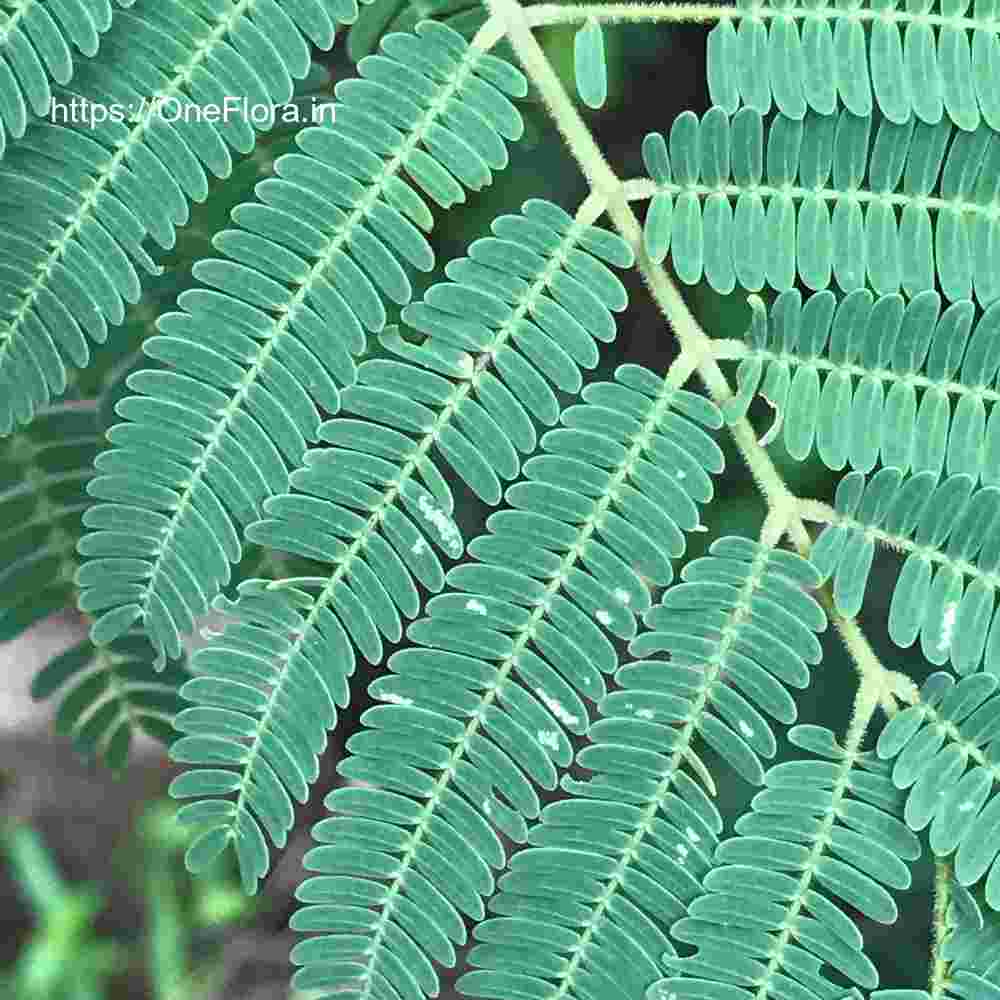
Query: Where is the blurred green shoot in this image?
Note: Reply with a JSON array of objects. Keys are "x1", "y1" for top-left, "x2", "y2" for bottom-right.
[
  {"x1": 140, "y1": 801, "x2": 257, "y2": 1000},
  {"x1": 4, "y1": 803, "x2": 257, "y2": 1000},
  {"x1": 2, "y1": 821, "x2": 119, "y2": 1000}
]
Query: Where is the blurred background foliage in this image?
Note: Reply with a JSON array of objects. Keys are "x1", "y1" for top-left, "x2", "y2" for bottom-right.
[
  {"x1": 2, "y1": 804, "x2": 263, "y2": 999},
  {"x1": 0, "y1": 2, "x2": 944, "y2": 996}
]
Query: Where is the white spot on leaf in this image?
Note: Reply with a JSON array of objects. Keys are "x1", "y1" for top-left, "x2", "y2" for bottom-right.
[
  {"x1": 596, "y1": 609, "x2": 612, "y2": 626},
  {"x1": 738, "y1": 720, "x2": 754, "y2": 738},
  {"x1": 382, "y1": 693, "x2": 413, "y2": 706},
  {"x1": 636, "y1": 708, "x2": 655, "y2": 720},
  {"x1": 534, "y1": 687, "x2": 580, "y2": 727},
  {"x1": 686, "y1": 826, "x2": 701, "y2": 843},
  {"x1": 417, "y1": 493, "x2": 462, "y2": 555},
  {"x1": 466, "y1": 599, "x2": 488, "y2": 615},
  {"x1": 411, "y1": 537, "x2": 428, "y2": 555},
  {"x1": 939, "y1": 601, "x2": 959, "y2": 652},
  {"x1": 537, "y1": 730, "x2": 560, "y2": 751},
  {"x1": 614, "y1": 587, "x2": 631, "y2": 605}
]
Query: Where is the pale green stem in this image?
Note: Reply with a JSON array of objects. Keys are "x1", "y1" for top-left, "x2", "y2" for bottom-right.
[
  {"x1": 623, "y1": 176, "x2": 993, "y2": 222},
  {"x1": 707, "y1": 338, "x2": 747, "y2": 360},
  {"x1": 828, "y1": 605, "x2": 918, "y2": 716},
  {"x1": 760, "y1": 502, "x2": 791, "y2": 549},
  {"x1": 929, "y1": 860, "x2": 953, "y2": 1000},
  {"x1": 517, "y1": 1, "x2": 999, "y2": 31},
  {"x1": 527, "y1": 2, "x2": 729, "y2": 25}
]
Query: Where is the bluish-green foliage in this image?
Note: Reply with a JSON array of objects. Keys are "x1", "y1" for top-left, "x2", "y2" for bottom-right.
[
  {"x1": 642, "y1": 107, "x2": 1000, "y2": 303},
  {"x1": 1, "y1": 1, "x2": 1000, "y2": 999}
]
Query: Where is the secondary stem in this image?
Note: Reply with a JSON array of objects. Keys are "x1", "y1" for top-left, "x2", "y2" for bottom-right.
[
  {"x1": 484, "y1": 0, "x2": 801, "y2": 531},
  {"x1": 516, "y1": 1, "x2": 996, "y2": 30},
  {"x1": 525, "y1": 1, "x2": 732, "y2": 25},
  {"x1": 482, "y1": 0, "x2": 901, "y2": 700},
  {"x1": 929, "y1": 860, "x2": 953, "y2": 999}
]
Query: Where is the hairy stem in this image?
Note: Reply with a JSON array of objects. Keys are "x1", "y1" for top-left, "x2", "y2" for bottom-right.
[
  {"x1": 525, "y1": 2, "x2": 731, "y2": 25},
  {"x1": 827, "y1": 606, "x2": 918, "y2": 717},
  {"x1": 929, "y1": 860, "x2": 954, "y2": 999},
  {"x1": 512, "y1": 0, "x2": 998, "y2": 32}
]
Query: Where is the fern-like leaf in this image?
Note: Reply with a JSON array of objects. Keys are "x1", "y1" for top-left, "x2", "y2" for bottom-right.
[
  {"x1": 724, "y1": 288, "x2": 1000, "y2": 483},
  {"x1": 1, "y1": 402, "x2": 99, "y2": 640},
  {"x1": 939, "y1": 881, "x2": 1000, "y2": 991},
  {"x1": 0, "y1": 402, "x2": 186, "y2": 769},
  {"x1": 640, "y1": 106, "x2": 1000, "y2": 304},
  {"x1": 707, "y1": 0, "x2": 1000, "y2": 132},
  {"x1": 166, "y1": 201, "x2": 633, "y2": 893},
  {"x1": 75, "y1": 21, "x2": 528, "y2": 668},
  {"x1": 30, "y1": 628, "x2": 187, "y2": 770},
  {"x1": 0, "y1": 0, "x2": 353, "y2": 434},
  {"x1": 809, "y1": 467, "x2": 1000, "y2": 672},
  {"x1": 650, "y1": 724, "x2": 920, "y2": 1000},
  {"x1": 462, "y1": 540, "x2": 827, "y2": 1000},
  {"x1": 0, "y1": 0, "x2": 134, "y2": 159},
  {"x1": 287, "y1": 368, "x2": 722, "y2": 1000},
  {"x1": 877, "y1": 671, "x2": 1000, "y2": 910}
]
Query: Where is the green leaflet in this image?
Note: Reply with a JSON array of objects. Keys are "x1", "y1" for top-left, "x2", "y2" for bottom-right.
[
  {"x1": 640, "y1": 106, "x2": 1000, "y2": 304},
  {"x1": 289, "y1": 369, "x2": 722, "y2": 1000},
  {"x1": 650, "y1": 725, "x2": 919, "y2": 1000},
  {"x1": 810, "y1": 467, "x2": 1000, "y2": 673},
  {"x1": 707, "y1": 0, "x2": 1000, "y2": 132},
  {"x1": 724, "y1": 289, "x2": 1000, "y2": 484},
  {"x1": 0, "y1": 0, "x2": 133, "y2": 159},
  {"x1": 462, "y1": 540, "x2": 827, "y2": 1000},
  {"x1": 574, "y1": 17, "x2": 607, "y2": 110},
  {"x1": 166, "y1": 200, "x2": 633, "y2": 894},
  {"x1": 878, "y1": 672, "x2": 1000, "y2": 909},
  {"x1": 75, "y1": 20, "x2": 528, "y2": 670},
  {"x1": 0, "y1": 0, "x2": 355, "y2": 435}
]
